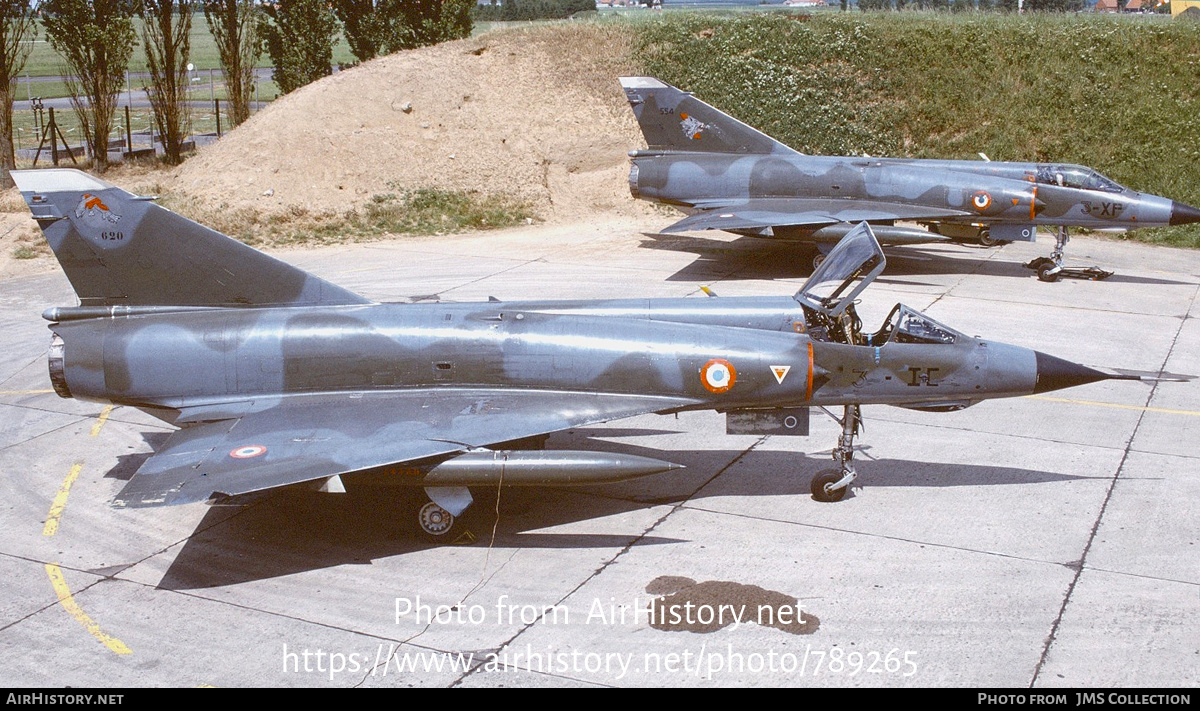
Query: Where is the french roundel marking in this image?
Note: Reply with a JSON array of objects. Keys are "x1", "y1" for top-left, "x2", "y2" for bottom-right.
[
  {"x1": 230, "y1": 445, "x2": 268, "y2": 459},
  {"x1": 971, "y1": 191, "x2": 992, "y2": 211},
  {"x1": 701, "y1": 359, "x2": 737, "y2": 394}
]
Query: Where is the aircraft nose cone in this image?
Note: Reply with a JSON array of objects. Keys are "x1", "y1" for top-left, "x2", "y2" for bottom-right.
[
  {"x1": 1034, "y1": 351, "x2": 1113, "y2": 394},
  {"x1": 1170, "y1": 201, "x2": 1200, "y2": 226}
]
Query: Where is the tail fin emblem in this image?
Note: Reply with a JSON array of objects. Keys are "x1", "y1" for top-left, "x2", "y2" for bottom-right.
[
  {"x1": 75, "y1": 194, "x2": 121, "y2": 226},
  {"x1": 679, "y1": 112, "x2": 706, "y2": 141}
]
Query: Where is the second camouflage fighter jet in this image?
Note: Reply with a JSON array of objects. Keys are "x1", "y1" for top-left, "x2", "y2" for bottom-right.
[
  {"x1": 15, "y1": 169, "x2": 1157, "y2": 538},
  {"x1": 620, "y1": 77, "x2": 1200, "y2": 281}
]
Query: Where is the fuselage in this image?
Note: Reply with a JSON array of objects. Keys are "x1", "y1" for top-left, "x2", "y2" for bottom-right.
[
  {"x1": 48, "y1": 296, "x2": 1038, "y2": 419},
  {"x1": 631, "y1": 152, "x2": 1178, "y2": 231}
]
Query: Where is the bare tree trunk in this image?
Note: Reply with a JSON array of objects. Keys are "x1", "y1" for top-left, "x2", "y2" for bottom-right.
[
  {"x1": 144, "y1": 0, "x2": 192, "y2": 164},
  {"x1": 0, "y1": 84, "x2": 15, "y2": 189},
  {"x1": 41, "y1": 0, "x2": 136, "y2": 175},
  {"x1": 0, "y1": 0, "x2": 36, "y2": 188},
  {"x1": 205, "y1": 0, "x2": 259, "y2": 127}
]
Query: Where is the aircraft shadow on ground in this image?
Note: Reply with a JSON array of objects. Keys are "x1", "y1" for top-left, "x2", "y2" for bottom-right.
[
  {"x1": 102, "y1": 432, "x2": 170, "y2": 482},
  {"x1": 156, "y1": 435, "x2": 1100, "y2": 591},
  {"x1": 638, "y1": 232, "x2": 1193, "y2": 287}
]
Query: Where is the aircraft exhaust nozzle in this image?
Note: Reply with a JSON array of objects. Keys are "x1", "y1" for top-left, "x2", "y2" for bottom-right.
[
  {"x1": 47, "y1": 334, "x2": 71, "y2": 399},
  {"x1": 419, "y1": 450, "x2": 684, "y2": 487},
  {"x1": 1033, "y1": 351, "x2": 1137, "y2": 394},
  {"x1": 1169, "y1": 201, "x2": 1200, "y2": 226}
]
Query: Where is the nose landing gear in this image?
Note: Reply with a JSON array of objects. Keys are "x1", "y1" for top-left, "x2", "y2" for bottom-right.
[
  {"x1": 1024, "y1": 227, "x2": 1113, "y2": 282},
  {"x1": 810, "y1": 404, "x2": 861, "y2": 503}
]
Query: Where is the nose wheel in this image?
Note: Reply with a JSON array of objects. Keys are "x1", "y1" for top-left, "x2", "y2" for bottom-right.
[
  {"x1": 811, "y1": 469, "x2": 848, "y2": 502},
  {"x1": 810, "y1": 404, "x2": 861, "y2": 503},
  {"x1": 1024, "y1": 227, "x2": 1113, "y2": 282}
]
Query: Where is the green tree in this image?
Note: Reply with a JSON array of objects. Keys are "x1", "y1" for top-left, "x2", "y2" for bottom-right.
[
  {"x1": 142, "y1": 0, "x2": 192, "y2": 164},
  {"x1": 203, "y1": 0, "x2": 259, "y2": 126},
  {"x1": 333, "y1": 0, "x2": 389, "y2": 63},
  {"x1": 261, "y1": 0, "x2": 339, "y2": 94},
  {"x1": 393, "y1": 0, "x2": 471, "y2": 50},
  {"x1": 0, "y1": 0, "x2": 36, "y2": 187},
  {"x1": 39, "y1": 0, "x2": 137, "y2": 173}
]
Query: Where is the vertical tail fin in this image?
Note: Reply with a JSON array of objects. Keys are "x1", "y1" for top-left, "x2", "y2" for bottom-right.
[
  {"x1": 620, "y1": 77, "x2": 800, "y2": 156},
  {"x1": 12, "y1": 169, "x2": 370, "y2": 308}
]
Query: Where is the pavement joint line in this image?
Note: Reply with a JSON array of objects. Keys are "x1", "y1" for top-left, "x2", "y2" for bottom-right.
[
  {"x1": 0, "y1": 354, "x2": 45, "y2": 389},
  {"x1": 372, "y1": 544, "x2": 522, "y2": 677},
  {"x1": 99, "y1": 492, "x2": 527, "y2": 661},
  {"x1": 429, "y1": 256, "x2": 556, "y2": 299},
  {"x1": 1026, "y1": 395, "x2": 1200, "y2": 418},
  {"x1": 541, "y1": 259, "x2": 704, "y2": 276},
  {"x1": 1074, "y1": 565, "x2": 1200, "y2": 590},
  {"x1": 862, "y1": 411, "x2": 1164, "y2": 457},
  {"x1": 44, "y1": 563, "x2": 132, "y2": 655},
  {"x1": 334, "y1": 254, "x2": 531, "y2": 275},
  {"x1": 448, "y1": 436, "x2": 769, "y2": 687},
  {"x1": 924, "y1": 239, "x2": 1006, "y2": 311},
  {"x1": 0, "y1": 415, "x2": 90, "y2": 455},
  {"x1": 1028, "y1": 281, "x2": 1197, "y2": 688},
  {"x1": 94, "y1": 527, "x2": 454, "y2": 661},
  {"x1": 0, "y1": 389, "x2": 55, "y2": 395},
  {"x1": 353, "y1": 547, "x2": 524, "y2": 688},
  {"x1": 681, "y1": 502, "x2": 1079, "y2": 570},
  {"x1": 0, "y1": 398, "x2": 170, "y2": 429},
  {"x1": 159, "y1": 583, "x2": 443, "y2": 650},
  {"x1": 0, "y1": 552, "x2": 73, "y2": 636},
  {"x1": 946, "y1": 291, "x2": 1196, "y2": 319},
  {"x1": 700, "y1": 243, "x2": 792, "y2": 290}
]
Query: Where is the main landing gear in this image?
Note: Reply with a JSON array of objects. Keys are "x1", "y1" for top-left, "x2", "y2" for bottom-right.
[
  {"x1": 1024, "y1": 227, "x2": 1113, "y2": 283},
  {"x1": 417, "y1": 486, "x2": 476, "y2": 542},
  {"x1": 810, "y1": 404, "x2": 862, "y2": 503}
]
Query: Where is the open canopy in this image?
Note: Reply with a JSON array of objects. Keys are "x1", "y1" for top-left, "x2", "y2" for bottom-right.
[{"x1": 793, "y1": 222, "x2": 886, "y2": 317}]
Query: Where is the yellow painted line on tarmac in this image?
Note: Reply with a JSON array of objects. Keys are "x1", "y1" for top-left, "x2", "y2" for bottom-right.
[
  {"x1": 1026, "y1": 395, "x2": 1200, "y2": 418},
  {"x1": 0, "y1": 389, "x2": 55, "y2": 395},
  {"x1": 89, "y1": 404, "x2": 114, "y2": 437},
  {"x1": 42, "y1": 463, "x2": 82, "y2": 537},
  {"x1": 45, "y1": 563, "x2": 132, "y2": 655}
]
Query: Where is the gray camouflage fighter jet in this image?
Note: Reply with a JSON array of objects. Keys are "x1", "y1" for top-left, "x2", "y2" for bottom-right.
[
  {"x1": 620, "y1": 77, "x2": 1200, "y2": 282},
  {"x1": 15, "y1": 169, "x2": 1152, "y2": 535}
]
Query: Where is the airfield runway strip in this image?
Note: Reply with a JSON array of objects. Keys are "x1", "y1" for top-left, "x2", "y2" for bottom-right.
[{"x1": 0, "y1": 219, "x2": 1196, "y2": 687}]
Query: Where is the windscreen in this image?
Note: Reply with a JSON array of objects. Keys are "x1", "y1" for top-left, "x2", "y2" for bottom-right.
[
  {"x1": 1035, "y1": 165, "x2": 1125, "y2": 194},
  {"x1": 875, "y1": 304, "x2": 965, "y2": 345}
]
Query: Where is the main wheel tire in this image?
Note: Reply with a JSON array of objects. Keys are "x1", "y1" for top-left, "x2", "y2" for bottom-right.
[
  {"x1": 810, "y1": 469, "x2": 847, "y2": 503},
  {"x1": 418, "y1": 501, "x2": 456, "y2": 537},
  {"x1": 1037, "y1": 262, "x2": 1060, "y2": 283}
]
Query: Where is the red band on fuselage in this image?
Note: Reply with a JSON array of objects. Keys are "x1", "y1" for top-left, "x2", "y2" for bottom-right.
[{"x1": 806, "y1": 342, "x2": 813, "y2": 400}]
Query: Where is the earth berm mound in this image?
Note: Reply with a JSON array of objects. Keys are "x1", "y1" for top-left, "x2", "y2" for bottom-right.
[{"x1": 166, "y1": 22, "x2": 653, "y2": 227}]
